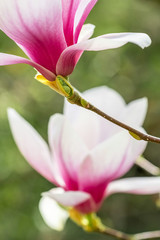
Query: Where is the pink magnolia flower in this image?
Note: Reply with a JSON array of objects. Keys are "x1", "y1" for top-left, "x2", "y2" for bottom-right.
[
  {"x1": 8, "y1": 86, "x2": 160, "y2": 230},
  {"x1": 0, "y1": 0, "x2": 151, "y2": 81}
]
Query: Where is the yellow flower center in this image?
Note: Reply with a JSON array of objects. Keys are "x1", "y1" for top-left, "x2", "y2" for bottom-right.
[{"x1": 35, "y1": 74, "x2": 74, "y2": 98}]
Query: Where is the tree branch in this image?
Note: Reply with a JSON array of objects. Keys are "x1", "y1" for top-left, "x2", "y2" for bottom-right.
[
  {"x1": 136, "y1": 156, "x2": 160, "y2": 176},
  {"x1": 68, "y1": 90, "x2": 160, "y2": 144},
  {"x1": 95, "y1": 226, "x2": 160, "y2": 240}
]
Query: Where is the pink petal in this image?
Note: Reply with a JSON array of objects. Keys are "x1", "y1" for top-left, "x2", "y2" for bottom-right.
[
  {"x1": 74, "y1": 0, "x2": 98, "y2": 43},
  {"x1": 114, "y1": 129, "x2": 147, "y2": 179},
  {"x1": 56, "y1": 32, "x2": 151, "y2": 76},
  {"x1": 7, "y1": 108, "x2": 56, "y2": 184},
  {"x1": 0, "y1": 53, "x2": 55, "y2": 80},
  {"x1": 106, "y1": 177, "x2": 160, "y2": 196},
  {"x1": 42, "y1": 188, "x2": 91, "y2": 207},
  {"x1": 78, "y1": 130, "x2": 146, "y2": 204},
  {"x1": 77, "y1": 24, "x2": 95, "y2": 43},
  {"x1": 78, "y1": 131, "x2": 130, "y2": 188},
  {"x1": 39, "y1": 195, "x2": 68, "y2": 231},
  {"x1": 48, "y1": 114, "x2": 88, "y2": 189},
  {"x1": 62, "y1": 0, "x2": 81, "y2": 45},
  {"x1": 0, "y1": 0, "x2": 66, "y2": 73},
  {"x1": 79, "y1": 130, "x2": 146, "y2": 189}
]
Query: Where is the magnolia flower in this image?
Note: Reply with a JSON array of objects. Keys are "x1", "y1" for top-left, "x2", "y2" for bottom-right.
[
  {"x1": 8, "y1": 86, "x2": 160, "y2": 230},
  {"x1": 0, "y1": 0, "x2": 151, "y2": 82}
]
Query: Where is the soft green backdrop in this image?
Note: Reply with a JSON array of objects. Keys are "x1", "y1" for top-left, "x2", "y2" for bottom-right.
[{"x1": 0, "y1": 0, "x2": 160, "y2": 239}]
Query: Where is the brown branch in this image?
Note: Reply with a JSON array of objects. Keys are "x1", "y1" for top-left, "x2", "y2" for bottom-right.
[
  {"x1": 95, "y1": 226, "x2": 133, "y2": 240},
  {"x1": 86, "y1": 102, "x2": 160, "y2": 143},
  {"x1": 96, "y1": 226, "x2": 160, "y2": 240}
]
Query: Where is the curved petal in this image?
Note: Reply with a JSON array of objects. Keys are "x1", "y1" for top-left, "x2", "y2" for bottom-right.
[
  {"x1": 74, "y1": 0, "x2": 98, "y2": 43},
  {"x1": 42, "y1": 188, "x2": 91, "y2": 207},
  {"x1": 78, "y1": 131, "x2": 130, "y2": 188},
  {"x1": 122, "y1": 97, "x2": 148, "y2": 128},
  {"x1": 7, "y1": 108, "x2": 56, "y2": 184},
  {"x1": 0, "y1": 53, "x2": 56, "y2": 80},
  {"x1": 48, "y1": 114, "x2": 88, "y2": 189},
  {"x1": 79, "y1": 130, "x2": 146, "y2": 189},
  {"x1": 0, "y1": 0, "x2": 66, "y2": 73},
  {"x1": 106, "y1": 177, "x2": 160, "y2": 196},
  {"x1": 39, "y1": 194, "x2": 68, "y2": 231},
  {"x1": 78, "y1": 24, "x2": 95, "y2": 43},
  {"x1": 56, "y1": 32, "x2": 151, "y2": 76},
  {"x1": 114, "y1": 129, "x2": 147, "y2": 179},
  {"x1": 62, "y1": 0, "x2": 81, "y2": 45}
]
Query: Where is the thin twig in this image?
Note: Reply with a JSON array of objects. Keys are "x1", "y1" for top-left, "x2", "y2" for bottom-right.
[
  {"x1": 96, "y1": 226, "x2": 160, "y2": 240},
  {"x1": 95, "y1": 226, "x2": 133, "y2": 240},
  {"x1": 136, "y1": 156, "x2": 160, "y2": 176},
  {"x1": 39, "y1": 75, "x2": 160, "y2": 145},
  {"x1": 134, "y1": 231, "x2": 160, "y2": 240},
  {"x1": 86, "y1": 102, "x2": 160, "y2": 143},
  {"x1": 67, "y1": 90, "x2": 160, "y2": 144}
]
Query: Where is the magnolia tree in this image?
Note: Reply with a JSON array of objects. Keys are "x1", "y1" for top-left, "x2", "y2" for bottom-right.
[{"x1": 0, "y1": 0, "x2": 160, "y2": 239}]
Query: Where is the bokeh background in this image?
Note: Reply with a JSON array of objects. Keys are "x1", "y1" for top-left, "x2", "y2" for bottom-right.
[{"x1": 0, "y1": 0, "x2": 160, "y2": 239}]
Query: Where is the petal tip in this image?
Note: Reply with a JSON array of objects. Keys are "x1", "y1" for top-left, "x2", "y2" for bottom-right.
[
  {"x1": 7, "y1": 108, "x2": 19, "y2": 123},
  {"x1": 140, "y1": 33, "x2": 152, "y2": 49}
]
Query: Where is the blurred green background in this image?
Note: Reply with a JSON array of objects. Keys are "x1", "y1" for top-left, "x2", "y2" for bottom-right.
[{"x1": 0, "y1": 0, "x2": 160, "y2": 239}]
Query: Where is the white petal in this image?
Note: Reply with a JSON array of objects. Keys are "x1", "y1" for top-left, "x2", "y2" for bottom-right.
[
  {"x1": 122, "y1": 97, "x2": 148, "y2": 128},
  {"x1": 79, "y1": 130, "x2": 146, "y2": 189},
  {"x1": 78, "y1": 131, "x2": 130, "y2": 187},
  {"x1": 43, "y1": 188, "x2": 91, "y2": 207},
  {"x1": 57, "y1": 32, "x2": 151, "y2": 76},
  {"x1": 106, "y1": 177, "x2": 160, "y2": 196},
  {"x1": 8, "y1": 108, "x2": 56, "y2": 184},
  {"x1": 39, "y1": 194, "x2": 68, "y2": 231},
  {"x1": 79, "y1": 32, "x2": 151, "y2": 50},
  {"x1": 48, "y1": 114, "x2": 88, "y2": 183},
  {"x1": 64, "y1": 86, "x2": 126, "y2": 147},
  {"x1": 78, "y1": 24, "x2": 95, "y2": 43}
]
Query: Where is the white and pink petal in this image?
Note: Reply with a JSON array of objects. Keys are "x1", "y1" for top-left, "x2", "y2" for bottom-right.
[
  {"x1": 74, "y1": 0, "x2": 98, "y2": 43},
  {"x1": 0, "y1": 0, "x2": 66, "y2": 73},
  {"x1": 0, "y1": 53, "x2": 55, "y2": 80},
  {"x1": 42, "y1": 188, "x2": 91, "y2": 207},
  {"x1": 8, "y1": 108, "x2": 56, "y2": 184},
  {"x1": 56, "y1": 32, "x2": 151, "y2": 76},
  {"x1": 62, "y1": 0, "x2": 81, "y2": 45},
  {"x1": 48, "y1": 114, "x2": 88, "y2": 188},
  {"x1": 78, "y1": 131, "x2": 130, "y2": 189},
  {"x1": 106, "y1": 177, "x2": 160, "y2": 196},
  {"x1": 78, "y1": 130, "x2": 146, "y2": 189},
  {"x1": 64, "y1": 86, "x2": 126, "y2": 146}
]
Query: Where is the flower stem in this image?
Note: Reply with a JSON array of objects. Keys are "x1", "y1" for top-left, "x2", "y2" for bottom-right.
[
  {"x1": 136, "y1": 156, "x2": 160, "y2": 176},
  {"x1": 69, "y1": 208, "x2": 160, "y2": 240},
  {"x1": 134, "y1": 231, "x2": 160, "y2": 239},
  {"x1": 95, "y1": 226, "x2": 160, "y2": 240},
  {"x1": 67, "y1": 90, "x2": 160, "y2": 144},
  {"x1": 38, "y1": 74, "x2": 160, "y2": 144},
  {"x1": 95, "y1": 226, "x2": 133, "y2": 240}
]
